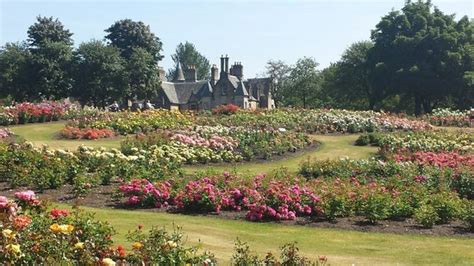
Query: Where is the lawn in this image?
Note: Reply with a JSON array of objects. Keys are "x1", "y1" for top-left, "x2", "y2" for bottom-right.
[
  {"x1": 59, "y1": 204, "x2": 474, "y2": 265},
  {"x1": 8, "y1": 122, "x2": 122, "y2": 150},
  {"x1": 183, "y1": 134, "x2": 377, "y2": 175}
]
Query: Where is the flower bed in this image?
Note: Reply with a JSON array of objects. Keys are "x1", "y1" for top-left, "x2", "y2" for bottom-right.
[
  {"x1": 198, "y1": 108, "x2": 431, "y2": 133},
  {"x1": 0, "y1": 191, "x2": 325, "y2": 265},
  {"x1": 425, "y1": 108, "x2": 470, "y2": 127},
  {"x1": 117, "y1": 168, "x2": 473, "y2": 229},
  {"x1": 121, "y1": 125, "x2": 311, "y2": 163},
  {"x1": 0, "y1": 142, "x2": 182, "y2": 192},
  {"x1": 0, "y1": 101, "x2": 75, "y2": 125},
  {"x1": 68, "y1": 109, "x2": 192, "y2": 135},
  {"x1": 59, "y1": 126, "x2": 115, "y2": 140}
]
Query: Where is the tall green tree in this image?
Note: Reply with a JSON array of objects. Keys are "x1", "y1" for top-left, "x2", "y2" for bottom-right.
[
  {"x1": 0, "y1": 42, "x2": 33, "y2": 101},
  {"x1": 27, "y1": 16, "x2": 73, "y2": 47},
  {"x1": 265, "y1": 60, "x2": 291, "y2": 107},
  {"x1": 73, "y1": 40, "x2": 127, "y2": 107},
  {"x1": 167, "y1": 42, "x2": 210, "y2": 80},
  {"x1": 282, "y1": 57, "x2": 321, "y2": 108},
  {"x1": 127, "y1": 47, "x2": 161, "y2": 100},
  {"x1": 370, "y1": 0, "x2": 473, "y2": 115},
  {"x1": 26, "y1": 16, "x2": 74, "y2": 100},
  {"x1": 29, "y1": 40, "x2": 74, "y2": 100},
  {"x1": 105, "y1": 19, "x2": 163, "y2": 61}
]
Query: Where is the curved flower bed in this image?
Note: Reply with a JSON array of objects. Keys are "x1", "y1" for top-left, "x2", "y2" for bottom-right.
[
  {"x1": 59, "y1": 126, "x2": 115, "y2": 140},
  {"x1": 121, "y1": 126, "x2": 311, "y2": 163}
]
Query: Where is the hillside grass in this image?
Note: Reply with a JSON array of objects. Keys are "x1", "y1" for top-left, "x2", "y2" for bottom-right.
[{"x1": 57, "y1": 204, "x2": 474, "y2": 265}]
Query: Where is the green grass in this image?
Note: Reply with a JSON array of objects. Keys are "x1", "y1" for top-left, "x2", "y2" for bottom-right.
[
  {"x1": 184, "y1": 134, "x2": 377, "y2": 175},
  {"x1": 8, "y1": 122, "x2": 122, "y2": 150},
  {"x1": 58, "y1": 204, "x2": 474, "y2": 265}
]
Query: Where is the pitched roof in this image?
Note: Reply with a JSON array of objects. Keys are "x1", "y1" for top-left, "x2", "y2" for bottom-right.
[
  {"x1": 235, "y1": 80, "x2": 248, "y2": 96},
  {"x1": 161, "y1": 80, "x2": 210, "y2": 105}
]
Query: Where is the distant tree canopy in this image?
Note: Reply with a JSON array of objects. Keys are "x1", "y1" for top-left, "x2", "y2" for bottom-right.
[
  {"x1": 167, "y1": 42, "x2": 210, "y2": 81},
  {"x1": 105, "y1": 19, "x2": 163, "y2": 61},
  {"x1": 268, "y1": 0, "x2": 473, "y2": 114}
]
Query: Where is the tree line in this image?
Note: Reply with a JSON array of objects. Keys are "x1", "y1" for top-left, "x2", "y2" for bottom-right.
[
  {"x1": 0, "y1": 16, "x2": 209, "y2": 107},
  {"x1": 1, "y1": 1, "x2": 472, "y2": 114},
  {"x1": 268, "y1": 1, "x2": 473, "y2": 115}
]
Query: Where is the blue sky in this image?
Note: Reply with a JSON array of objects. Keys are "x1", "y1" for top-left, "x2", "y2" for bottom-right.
[{"x1": 1, "y1": 0, "x2": 472, "y2": 77}]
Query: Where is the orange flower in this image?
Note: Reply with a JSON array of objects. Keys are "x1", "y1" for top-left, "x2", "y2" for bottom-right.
[{"x1": 13, "y1": 215, "x2": 32, "y2": 230}]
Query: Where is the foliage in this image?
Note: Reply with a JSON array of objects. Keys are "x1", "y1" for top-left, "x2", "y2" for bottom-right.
[
  {"x1": 212, "y1": 104, "x2": 239, "y2": 115},
  {"x1": 104, "y1": 19, "x2": 163, "y2": 61},
  {"x1": 425, "y1": 108, "x2": 470, "y2": 127},
  {"x1": 281, "y1": 57, "x2": 321, "y2": 108},
  {"x1": 72, "y1": 40, "x2": 127, "y2": 107},
  {"x1": 27, "y1": 16, "x2": 73, "y2": 47},
  {"x1": 167, "y1": 41, "x2": 211, "y2": 80}
]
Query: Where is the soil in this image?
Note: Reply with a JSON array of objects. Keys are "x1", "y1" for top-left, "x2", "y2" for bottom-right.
[{"x1": 1, "y1": 181, "x2": 472, "y2": 238}]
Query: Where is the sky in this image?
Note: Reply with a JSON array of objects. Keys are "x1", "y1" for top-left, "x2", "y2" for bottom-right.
[{"x1": 0, "y1": 0, "x2": 472, "y2": 77}]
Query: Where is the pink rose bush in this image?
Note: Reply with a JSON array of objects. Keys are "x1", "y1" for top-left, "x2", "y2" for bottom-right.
[{"x1": 118, "y1": 174, "x2": 325, "y2": 222}]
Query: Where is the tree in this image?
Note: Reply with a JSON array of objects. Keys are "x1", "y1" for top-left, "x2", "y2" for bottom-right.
[
  {"x1": 126, "y1": 47, "x2": 161, "y2": 100},
  {"x1": 26, "y1": 16, "x2": 75, "y2": 100},
  {"x1": 73, "y1": 40, "x2": 127, "y2": 107},
  {"x1": 320, "y1": 41, "x2": 376, "y2": 110},
  {"x1": 0, "y1": 42, "x2": 33, "y2": 101},
  {"x1": 370, "y1": 0, "x2": 473, "y2": 115},
  {"x1": 105, "y1": 19, "x2": 163, "y2": 61},
  {"x1": 265, "y1": 60, "x2": 291, "y2": 107},
  {"x1": 29, "y1": 40, "x2": 74, "y2": 100},
  {"x1": 167, "y1": 42, "x2": 210, "y2": 80},
  {"x1": 27, "y1": 16, "x2": 73, "y2": 47},
  {"x1": 282, "y1": 57, "x2": 321, "y2": 108}
]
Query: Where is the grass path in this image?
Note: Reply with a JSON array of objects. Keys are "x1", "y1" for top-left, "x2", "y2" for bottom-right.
[
  {"x1": 8, "y1": 122, "x2": 122, "y2": 150},
  {"x1": 184, "y1": 134, "x2": 377, "y2": 175},
  {"x1": 60, "y1": 205, "x2": 474, "y2": 265}
]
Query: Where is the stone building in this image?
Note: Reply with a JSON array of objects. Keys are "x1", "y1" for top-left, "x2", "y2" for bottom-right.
[{"x1": 155, "y1": 55, "x2": 274, "y2": 111}]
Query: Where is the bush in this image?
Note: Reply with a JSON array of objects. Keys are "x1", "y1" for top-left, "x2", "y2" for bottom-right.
[
  {"x1": 415, "y1": 204, "x2": 440, "y2": 228},
  {"x1": 461, "y1": 201, "x2": 474, "y2": 232},
  {"x1": 362, "y1": 193, "x2": 391, "y2": 224},
  {"x1": 355, "y1": 134, "x2": 370, "y2": 146},
  {"x1": 429, "y1": 192, "x2": 463, "y2": 224}
]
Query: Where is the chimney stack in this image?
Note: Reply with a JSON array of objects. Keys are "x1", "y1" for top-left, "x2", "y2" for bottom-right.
[
  {"x1": 211, "y1": 64, "x2": 218, "y2": 85},
  {"x1": 232, "y1": 62, "x2": 243, "y2": 80},
  {"x1": 184, "y1": 65, "x2": 197, "y2": 82},
  {"x1": 220, "y1": 55, "x2": 225, "y2": 75},
  {"x1": 224, "y1": 54, "x2": 229, "y2": 73}
]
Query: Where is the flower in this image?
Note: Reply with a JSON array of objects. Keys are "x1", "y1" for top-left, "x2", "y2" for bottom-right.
[
  {"x1": 6, "y1": 244, "x2": 21, "y2": 254},
  {"x1": 14, "y1": 190, "x2": 36, "y2": 201},
  {"x1": 50, "y1": 208, "x2": 69, "y2": 219},
  {"x1": 166, "y1": 240, "x2": 177, "y2": 248},
  {"x1": 117, "y1": 245, "x2": 126, "y2": 257},
  {"x1": 2, "y1": 229, "x2": 15, "y2": 239},
  {"x1": 132, "y1": 241, "x2": 143, "y2": 249},
  {"x1": 13, "y1": 215, "x2": 32, "y2": 230},
  {"x1": 50, "y1": 223, "x2": 74, "y2": 234},
  {"x1": 102, "y1": 258, "x2": 116, "y2": 266},
  {"x1": 74, "y1": 242, "x2": 85, "y2": 249}
]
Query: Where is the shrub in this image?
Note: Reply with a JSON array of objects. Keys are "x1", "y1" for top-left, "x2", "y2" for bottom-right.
[
  {"x1": 361, "y1": 193, "x2": 391, "y2": 224},
  {"x1": 355, "y1": 134, "x2": 371, "y2": 146},
  {"x1": 461, "y1": 201, "x2": 474, "y2": 232},
  {"x1": 429, "y1": 192, "x2": 463, "y2": 224},
  {"x1": 415, "y1": 204, "x2": 440, "y2": 228}
]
